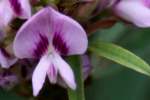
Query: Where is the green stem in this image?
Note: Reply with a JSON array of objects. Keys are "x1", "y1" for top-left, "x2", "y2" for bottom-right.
[{"x1": 67, "y1": 56, "x2": 85, "y2": 100}]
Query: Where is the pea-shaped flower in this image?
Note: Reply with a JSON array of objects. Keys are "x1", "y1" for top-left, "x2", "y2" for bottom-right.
[
  {"x1": 114, "y1": 0, "x2": 150, "y2": 27},
  {"x1": 13, "y1": 7, "x2": 88, "y2": 96},
  {"x1": 0, "y1": 0, "x2": 31, "y2": 28}
]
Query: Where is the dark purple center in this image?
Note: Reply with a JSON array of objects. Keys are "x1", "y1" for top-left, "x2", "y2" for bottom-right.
[
  {"x1": 9, "y1": 0, "x2": 22, "y2": 15},
  {"x1": 33, "y1": 34, "x2": 49, "y2": 58},
  {"x1": 52, "y1": 33, "x2": 68, "y2": 55}
]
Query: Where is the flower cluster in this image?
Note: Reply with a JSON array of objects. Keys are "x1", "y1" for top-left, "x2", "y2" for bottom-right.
[
  {"x1": 0, "y1": 0, "x2": 149, "y2": 98},
  {"x1": 0, "y1": 0, "x2": 88, "y2": 97}
]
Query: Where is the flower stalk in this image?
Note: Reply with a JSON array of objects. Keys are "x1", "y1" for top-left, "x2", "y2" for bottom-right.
[{"x1": 67, "y1": 56, "x2": 85, "y2": 100}]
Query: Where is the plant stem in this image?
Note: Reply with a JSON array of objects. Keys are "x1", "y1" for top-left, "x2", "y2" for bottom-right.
[{"x1": 67, "y1": 56, "x2": 85, "y2": 100}]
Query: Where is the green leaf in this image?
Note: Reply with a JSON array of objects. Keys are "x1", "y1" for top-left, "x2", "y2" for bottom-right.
[
  {"x1": 89, "y1": 41, "x2": 150, "y2": 76},
  {"x1": 85, "y1": 67, "x2": 150, "y2": 100},
  {"x1": 67, "y1": 56, "x2": 85, "y2": 100}
]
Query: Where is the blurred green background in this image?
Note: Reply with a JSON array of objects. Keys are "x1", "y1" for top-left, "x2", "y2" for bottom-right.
[
  {"x1": 0, "y1": 23, "x2": 150, "y2": 100},
  {"x1": 86, "y1": 23, "x2": 150, "y2": 100}
]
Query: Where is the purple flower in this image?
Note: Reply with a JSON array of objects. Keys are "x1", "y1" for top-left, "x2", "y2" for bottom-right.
[
  {"x1": 0, "y1": 0, "x2": 31, "y2": 28},
  {"x1": 99, "y1": 0, "x2": 119, "y2": 9},
  {"x1": 81, "y1": 55, "x2": 91, "y2": 80},
  {"x1": 57, "y1": 55, "x2": 91, "y2": 88},
  {"x1": 0, "y1": 71, "x2": 18, "y2": 90},
  {"x1": 0, "y1": 47, "x2": 17, "y2": 69},
  {"x1": 13, "y1": 7, "x2": 88, "y2": 96},
  {"x1": 114, "y1": 0, "x2": 150, "y2": 27}
]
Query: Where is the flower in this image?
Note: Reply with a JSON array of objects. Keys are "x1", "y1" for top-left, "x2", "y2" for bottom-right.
[
  {"x1": 0, "y1": 71, "x2": 18, "y2": 90},
  {"x1": 81, "y1": 55, "x2": 91, "y2": 80},
  {"x1": 13, "y1": 7, "x2": 88, "y2": 96},
  {"x1": 113, "y1": 0, "x2": 150, "y2": 27},
  {"x1": 99, "y1": 0, "x2": 118, "y2": 9},
  {"x1": 0, "y1": 47, "x2": 17, "y2": 69},
  {"x1": 0, "y1": 0, "x2": 31, "y2": 28},
  {"x1": 57, "y1": 54, "x2": 91, "y2": 88}
]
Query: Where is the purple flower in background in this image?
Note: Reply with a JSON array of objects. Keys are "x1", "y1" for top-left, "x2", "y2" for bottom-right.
[
  {"x1": 81, "y1": 55, "x2": 91, "y2": 80},
  {"x1": 0, "y1": 71, "x2": 18, "y2": 90},
  {"x1": 0, "y1": 47, "x2": 17, "y2": 69},
  {"x1": 114, "y1": 0, "x2": 150, "y2": 27},
  {"x1": 13, "y1": 7, "x2": 88, "y2": 96},
  {"x1": 99, "y1": 0, "x2": 118, "y2": 9},
  {"x1": 0, "y1": 0, "x2": 31, "y2": 28}
]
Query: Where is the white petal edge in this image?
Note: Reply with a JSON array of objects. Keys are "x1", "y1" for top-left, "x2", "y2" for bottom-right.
[
  {"x1": 53, "y1": 53, "x2": 76, "y2": 90},
  {"x1": 32, "y1": 55, "x2": 51, "y2": 96}
]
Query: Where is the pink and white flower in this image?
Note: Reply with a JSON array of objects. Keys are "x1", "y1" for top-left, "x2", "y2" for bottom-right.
[
  {"x1": 0, "y1": 47, "x2": 17, "y2": 69},
  {"x1": 13, "y1": 7, "x2": 88, "y2": 96},
  {"x1": 114, "y1": 0, "x2": 150, "y2": 27},
  {"x1": 0, "y1": 0, "x2": 31, "y2": 28}
]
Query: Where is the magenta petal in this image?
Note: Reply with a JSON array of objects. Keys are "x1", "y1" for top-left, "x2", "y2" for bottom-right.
[
  {"x1": 53, "y1": 33, "x2": 69, "y2": 55},
  {"x1": 33, "y1": 34, "x2": 49, "y2": 58},
  {"x1": 143, "y1": 0, "x2": 150, "y2": 8},
  {"x1": 9, "y1": 0, "x2": 22, "y2": 15},
  {"x1": 50, "y1": 7, "x2": 88, "y2": 55},
  {"x1": 8, "y1": 0, "x2": 31, "y2": 19},
  {"x1": 14, "y1": 8, "x2": 52, "y2": 58}
]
